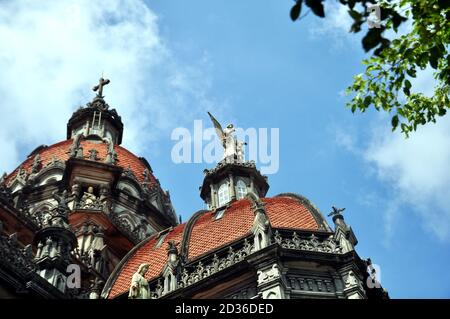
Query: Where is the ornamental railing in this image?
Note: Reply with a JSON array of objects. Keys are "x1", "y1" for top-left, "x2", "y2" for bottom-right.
[{"x1": 273, "y1": 230, "x2": 343, "y2": 254}]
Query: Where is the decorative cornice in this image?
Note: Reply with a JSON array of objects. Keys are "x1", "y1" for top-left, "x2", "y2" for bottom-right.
[{"x1": 203, "y1": 159, "x2": 258, "y2": 177}]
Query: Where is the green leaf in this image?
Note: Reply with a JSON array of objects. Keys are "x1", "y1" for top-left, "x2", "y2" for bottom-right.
[
  {"x1": 391, "y1": 12, "x2": 407, "y2": 31},
  {"x1": 290, "y1": 1, "x2": 302, "y2": 21},
  {"x1": 429, "y1": 46, "x2": 440, "y2": 69},
  {"x1": 406, "y1": 68, "x2": 416, "y2": 78},
  {"x1": 305, "y1": 0, "x2": 325, "y2": 18},
  {"x1": 362, "y1": 29, "x2": 383, "y2": 52},
  {"x1": 348, "y1": 9, "x2": 362, "y2": 21},
  {"x1": 391, "y1": 115, "x2": 399, "y2": 130},
  {"x1": 403, "y1": 80, "x2": 411, "y2": 96},
  {"x1": 363, "y1": 95, "x2": 372, "y2": 107}
]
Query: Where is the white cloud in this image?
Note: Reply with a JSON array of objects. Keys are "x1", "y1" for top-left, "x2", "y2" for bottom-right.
[
  {"x1": 0, "y1": 0, "x2": 218, "y2": 172},
  {"x1": 308, "y1": 0, "x2": 357, "y2": 48},
  {"x1": 336, "y1": 111, "x2": 450, "y2": 242},
  {"x1": 365, "y1": 116, "x2": 450, "y2": 241}
]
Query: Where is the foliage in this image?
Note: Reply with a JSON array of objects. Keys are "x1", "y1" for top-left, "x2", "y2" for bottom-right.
[{"x1": 290, "y1": 0, "x2": 450, "y2": 136}]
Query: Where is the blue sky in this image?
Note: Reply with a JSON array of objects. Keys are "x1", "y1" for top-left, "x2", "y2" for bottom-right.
[{"x1": 0, "y1": 0, "x2": 449, "y2": 298}]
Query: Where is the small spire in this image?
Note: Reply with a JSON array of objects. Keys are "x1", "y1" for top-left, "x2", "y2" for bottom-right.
[{"x1": 328, "y1": 206, "x2": 345, "y2": 218}]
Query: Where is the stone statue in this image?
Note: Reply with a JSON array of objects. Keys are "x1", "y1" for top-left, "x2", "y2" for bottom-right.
[
  {"x1": 71, "y1": 183, "x2": 81, "y2": 198},
  {"x1": 129, "y1": 263, "x2": 151, "y2": 299},
  {"x1": 166, "y1": 240, "x2": 180, "y2": 264},
  {"x1": 208, "y1": 112, "x2": 245, "y2": 162},
  {"x1": 236, "y1": 140, "x2": 247, "y2": 163},
  {"x1": 52, "y1": 190, "x2": 70, "y2": 213},
  {"x1": 16, "y1": 166, "x2": 28, "y2": 183},
  {"x1": 103, "y1": 137, "x2": 117, "y2": 164},
  {"x1": 143, "y1": 168, "x2": 150, "y2": 186},
  {"x1": 80, "y1": 186, "x2": 98, "y2": 209},
  {"x1": 69, "y1": 133, "x2": 85, "y2": 158},
  {"x1": 31, "y1": 154, "x2": 42, "y2": 174},
  {"x1": 51, "y1": 190, "x2": 70, "y2": 227}
]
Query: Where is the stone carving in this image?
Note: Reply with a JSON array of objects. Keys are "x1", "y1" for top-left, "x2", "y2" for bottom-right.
[
  {"x1": 31, "y1": 154, "x2": 42, "y2": 174},
  {"x1": 8, "y1": 166, "x2": 29, "y2": 188},
  {"x1": 345, "y1": 270, "x2": 360, "y2": 288},
  {"x1": 109, "y1": 212, "x2": 140, "y2": 243},
  {"x1": 87, "y1": 149, "x2": 99, "y2": 161},
  {"x1": 288, "y1": 276, "x2": 335, "y2": 293},
  {"x1": 69, "y1": 134, "x2": 84, "y2": 158},
  {"x1": 46, "y1": 155, "x2": 65, "y2": 168},
  {"x1": 27, "y1": 154, "x2": 43, "y2": 183},
  {"x1": 257, "y1": 264, "x2": 280, "y2": 285},
  {"x1": 167, "y1": 240, "x2": 179, "y2": 258},
  {"x1": 86, "y1": 96, "x2": 110, "y2": 111},
  {"x1": 13, "y1": 196, "x2": 41, "y2": 229},
  {"x1": 203, "y1": 160, "x2": 257, "y2": 177},
  {"x1": 78, "y1": 186, "x2": 103, "y2": 210},
  {"x1": 153, "y1": 279, "x2": 163, "y2": 299},
  {"x1": 99, "y1": 185, "x2": 110, "y2": 201},
  {"x1": 71, "y1": 183, "x2": 81, "y2": 198},
  {"x1": 51, "y1": 190, "x2": 70, "y2": 227},
  {"x1": 208, "y1": 112, "x2": 245, "y2": 162},
  {"x1": 142, "y1": 168, "x2": 151, "y2": 190},
  {"x1": 174, "y1": 238, "x2": 255, "y2": 292},
  {"x1": 103, "y1": 137, "x2": 118, "y2": 165},
  {"x1": 89, "y1": 277, "x2": 105, "y2": 299},
  {"x1": 122, "y1": 165, "x2": 137, "y2": 180},
  {"x1": 273, "y1": 230, "x2": 342, "y2": 254},
  {"x1": 236, "y1": 140, "x2": 247, "y2": 163},
  {"x1": 0, "y1": 230, "x2": 36, "y2": 276},
  {"x1": 129, "y1": 263, "x2": 151, "y2": 299}
]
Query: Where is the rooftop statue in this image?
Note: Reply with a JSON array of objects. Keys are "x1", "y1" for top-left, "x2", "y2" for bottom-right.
[
  {"x1": 129, "y1": 263, "x2": 151, "y2": 299},
  {"x1": 208, "y1": 112, "x2": 246, "y2": 163}
]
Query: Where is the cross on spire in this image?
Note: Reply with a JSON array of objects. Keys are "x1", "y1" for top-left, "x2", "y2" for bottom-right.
[{"x1": 93, "y1": 77, "x2": 110, "y2": 98}]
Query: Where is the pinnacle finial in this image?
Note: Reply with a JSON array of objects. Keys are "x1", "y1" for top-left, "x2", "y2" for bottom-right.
[{"x1": 328, "y1": 206, "x2": 345, "y2": 217}]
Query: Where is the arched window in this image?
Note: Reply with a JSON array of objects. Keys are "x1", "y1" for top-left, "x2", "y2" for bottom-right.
[
  {"x1": 218, "y1": 184, "x2": 230, "y2": 207},
  {"x1": 235, "y1": 179, "x2": 247, "y2": 200}
]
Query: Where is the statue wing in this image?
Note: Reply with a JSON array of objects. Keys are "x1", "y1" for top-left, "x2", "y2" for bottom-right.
[{"x1": 207, "y1": 112, "x2": 225, "y2": 142}]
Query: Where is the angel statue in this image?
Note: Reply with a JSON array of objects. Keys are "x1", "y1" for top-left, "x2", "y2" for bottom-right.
[
  {"x1": 129, "y1": 263, "x2": 151, "y2": 299},
  {"x1": 208, "y1": 112, "x2": 245, "y2": 162}
]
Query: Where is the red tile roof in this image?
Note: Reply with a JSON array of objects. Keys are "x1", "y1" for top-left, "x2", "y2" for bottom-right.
[
  {"x1": 264, "y1": 197, "x2": 320, "y2": 230},
  {"x1": 106, "y1": 195, "x2": 322, "y2": 298},
  {"x1": 6, "y1": 139, "x2": 156, "y2": 185},
  {"x1": 108, "y1": 224, "x2": 185, "y2": 299}
]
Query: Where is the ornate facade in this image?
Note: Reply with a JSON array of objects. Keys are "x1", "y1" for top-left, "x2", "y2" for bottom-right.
[{"x1": 0, "y1": 79, "x2": 387, "y2": 299}]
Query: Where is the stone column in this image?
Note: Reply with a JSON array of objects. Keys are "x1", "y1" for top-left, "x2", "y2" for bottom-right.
[
  {"x1": 229, "y1": 173, "x2": 236, "y2": 200},
  {"x1": 210, "y1": 184, "x2": 217, "y2": 210}
]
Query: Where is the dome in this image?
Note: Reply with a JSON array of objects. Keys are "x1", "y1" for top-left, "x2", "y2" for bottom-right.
[
  {"x1": 104, "y1": 194, "x2": 331, "y2": 298},
  {"x1": 4, "y1": 138, "x2": 158, "y2": 189}
]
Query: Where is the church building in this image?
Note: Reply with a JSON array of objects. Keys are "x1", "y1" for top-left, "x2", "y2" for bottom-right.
[{"x1": 0, "y1": 79, "x2": 388, "y2": 299}]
